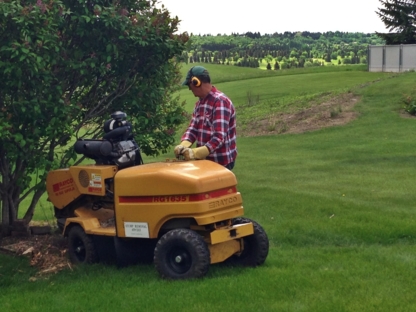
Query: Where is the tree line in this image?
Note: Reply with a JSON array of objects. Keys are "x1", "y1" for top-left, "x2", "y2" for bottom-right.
[{"x1": 181, "y1": 31, "x2": 385, "y2": 69}]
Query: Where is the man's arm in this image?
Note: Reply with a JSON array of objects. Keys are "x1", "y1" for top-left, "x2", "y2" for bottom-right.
[{"x1": 205, "y1": 98, "x2": 232, "y2": 153}]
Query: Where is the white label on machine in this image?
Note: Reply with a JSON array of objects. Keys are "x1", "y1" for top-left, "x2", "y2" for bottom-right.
[
  {"x1": 91, "y1": 173, "x2": 102, "y2": 182},
  {"x1": 124, "y1": 222, "x2": 150, "y2": 238},
  {"x1": 89, "y1": 173, "x2": 102, "y2": 188}
]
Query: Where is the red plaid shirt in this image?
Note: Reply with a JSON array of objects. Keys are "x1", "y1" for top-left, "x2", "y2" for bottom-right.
[{"x1": 182, "y1": 86, "x2": 237, "y2": 166}]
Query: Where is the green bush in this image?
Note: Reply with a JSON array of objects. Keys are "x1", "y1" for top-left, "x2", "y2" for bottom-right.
[
  {"x1": 343, "y1": 57, "x2": 352, "y2": 64},
  {"x1": 0, "y1": 0, "x2": 188, "y2": 233},
  {"x1": 402, "y1": 90, "x2": 416, "y2": 115}
]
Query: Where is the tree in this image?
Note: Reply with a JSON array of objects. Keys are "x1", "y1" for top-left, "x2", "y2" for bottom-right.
[
  {"x1": 274, "y1": 61, "x2": 280, "y2": 70},
  {"x1": 0, "y1": 0, "x2": 188, "y2": 235},
  {"x1": 376, "y1": 0, "x2": 416, "y2": 44}
]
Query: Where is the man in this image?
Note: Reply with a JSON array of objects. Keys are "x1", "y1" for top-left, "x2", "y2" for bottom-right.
[{"x1": 174, "y1": 66, "x2": 237, "y2": 170}]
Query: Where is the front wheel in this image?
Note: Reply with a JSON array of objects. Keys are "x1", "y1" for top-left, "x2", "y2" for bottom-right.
[
  {"x1": 67, "y1": 225, "x2": 98, "y2": 264},
  {"x1": 154, "y1": 229, "x2": 210, "y2": 280},
  {"x1": 227, "y1": 217, "x2": 269, "y2": 266}
]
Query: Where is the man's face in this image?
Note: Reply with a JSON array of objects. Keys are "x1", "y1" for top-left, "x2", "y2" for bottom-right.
[{"x1": 188, "y1": 82, "x2": 203, "y2": 98}]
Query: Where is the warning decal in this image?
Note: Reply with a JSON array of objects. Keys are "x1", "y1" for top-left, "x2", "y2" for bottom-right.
[{"x1": 124, "y1": 222, "x2": 150, "y2": 238}]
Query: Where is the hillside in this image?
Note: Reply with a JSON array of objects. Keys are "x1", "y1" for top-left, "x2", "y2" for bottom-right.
[{"x1": 177, "y1": 63, "x2": 394, "y2": 138}]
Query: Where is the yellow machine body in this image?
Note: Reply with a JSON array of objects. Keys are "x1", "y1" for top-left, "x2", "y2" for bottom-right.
[
  {"x1": 47, "y1": 165, "x2": 118, "y2": 209},
  {"x1": 46, "y1": 112, "x2": 268, "y2": 279},
  {"x1": 114, "y1": 160, "x2": 245, "y2": 238},
  {"x1": 46, "y1": 160, "x2": 254, "y2": 264}
]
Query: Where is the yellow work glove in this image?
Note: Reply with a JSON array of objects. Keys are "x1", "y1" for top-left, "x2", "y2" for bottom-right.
[
  {"x1": 182, "y1": 146, "x2": 210, "y2": 161},
  {"x1": 174, "y1": 140, "x2": 192, "y2": 158}
]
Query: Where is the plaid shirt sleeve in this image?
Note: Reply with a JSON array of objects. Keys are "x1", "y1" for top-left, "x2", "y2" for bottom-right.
[{"x1": 205, "y1": 97, "x2": 231, "y2": 152}]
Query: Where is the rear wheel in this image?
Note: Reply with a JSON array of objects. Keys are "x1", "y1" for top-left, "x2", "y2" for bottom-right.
[
  {"x1": 154, "y1": 229, "x2": 210, "y2": 279},
  {"x1": 228, "y1": 217, "x2": 269, "y2": 266},
  {"x1": 68, "y1": 225, "x2": 98, "y2": 264}
]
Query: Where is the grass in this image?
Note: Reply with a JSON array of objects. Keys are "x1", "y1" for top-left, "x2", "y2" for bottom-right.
[
  {"x1": 3, "y1": 66, "x2": 416, "y2": 311},
  {"x1": 2, "y1": 247, "x2": 416, "y2": 311}
]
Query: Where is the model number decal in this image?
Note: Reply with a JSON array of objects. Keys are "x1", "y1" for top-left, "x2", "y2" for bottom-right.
[{"x1": 152, "y1": 196, "x2": 187, "y2": 203}]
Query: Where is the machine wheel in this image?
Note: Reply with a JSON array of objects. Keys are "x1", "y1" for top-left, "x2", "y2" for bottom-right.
[
  {"x1": 67, "y1": 225, "x2": 98, "y2": 264},
  {"x1": 228, "y1": 217, "x2": 269, "y2": 266},
  {"x1": 154, "y1": 229, "x2": 210, "y2": 279}
]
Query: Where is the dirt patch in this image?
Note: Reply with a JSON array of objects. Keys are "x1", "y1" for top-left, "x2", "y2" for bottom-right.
[
  {"x1": 240, "y1": 92, "x2": 361, "y2": 137},
  {"x1": 0, "y1": 231, "x2": 71, "y2": 279}
]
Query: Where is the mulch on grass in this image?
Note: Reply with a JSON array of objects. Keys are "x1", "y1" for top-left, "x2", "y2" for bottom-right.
[{"x1": 0, "y1": 232, "x2": 71, "y2": 277}]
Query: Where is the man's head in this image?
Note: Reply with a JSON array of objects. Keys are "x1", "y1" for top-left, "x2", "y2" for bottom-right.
[
  {"x1": 182, "y1": 66, "x2": 212, "y2": 98},
  {"x1": 182, "y1": 66, "x2": 211, "y2": 87}
]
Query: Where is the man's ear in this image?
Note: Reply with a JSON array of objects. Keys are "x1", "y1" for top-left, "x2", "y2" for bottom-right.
[{"x1": 190, "y1": 76, "x2": 202, "y2": 87}]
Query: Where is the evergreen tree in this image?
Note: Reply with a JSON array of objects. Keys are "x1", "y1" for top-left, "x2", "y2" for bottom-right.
[
  {"x1": 274, "y1": 61, "x2": 280, "y2": 70},
  {"x1": 376, "y1": 0, "x2": 416, "y2": 44},
  {"x1": 325, "y1": 53, "x2": 331, "y2": 62}
]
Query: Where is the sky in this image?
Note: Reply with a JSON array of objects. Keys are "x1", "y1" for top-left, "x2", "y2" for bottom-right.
[{"x1": 158, "y1": 0, "x2": 390, "y2": 35}]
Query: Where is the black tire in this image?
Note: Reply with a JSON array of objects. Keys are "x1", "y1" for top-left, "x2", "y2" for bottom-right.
[
  {"x1": 227, "y1": 217, "x2": 269, "y2": 266},
  {"x1": 154, "y1": 229, "x2": 210, "y2": 279},
  {"x1": 67, "y1": 225, "x2": 98, "y2": 264}
]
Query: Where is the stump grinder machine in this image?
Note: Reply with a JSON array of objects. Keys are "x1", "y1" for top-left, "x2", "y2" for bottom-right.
[{"x1": 46, "y1": 111, "x2": 269, "y2": 279}]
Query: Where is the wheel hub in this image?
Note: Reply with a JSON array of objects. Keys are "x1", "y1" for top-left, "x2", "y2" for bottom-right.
[{"x1": 167, "y1": 248, "x2": 191, "y2": 273}]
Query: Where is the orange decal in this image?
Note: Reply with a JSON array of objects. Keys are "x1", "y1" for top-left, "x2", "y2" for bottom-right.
[
  {"x1": 88, "y1": 187, "x2": 102, "y2": 193},
  {"x1": 52, "y1": 178, "x2": 74, "y2": 192}
]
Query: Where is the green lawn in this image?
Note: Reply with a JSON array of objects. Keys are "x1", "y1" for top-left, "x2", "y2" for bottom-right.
[{"x1": 3, "y1": 66, "x2": 416, "y2": 311}]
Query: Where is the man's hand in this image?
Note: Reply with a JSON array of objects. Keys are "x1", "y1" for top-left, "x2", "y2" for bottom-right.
[
  {"x1": 175, "y1": 143, "x2": 209, "y2": 161},
  {"x1": 174, "y1": 141, "x2": 192, "y2": 158},
  {"x1": 181, "y1": 146, "x2": 210, "y2": 161},
  {"x1": 174, "y1": 145, "x2": 186, "y2": 158},
  {"x1": 181, "y1": 147, "x2": 196, "y2": 160}
]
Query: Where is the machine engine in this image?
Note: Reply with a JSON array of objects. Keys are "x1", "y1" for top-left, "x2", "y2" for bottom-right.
[{"x1": 74, "y1": 111, "x2": 143, "y2": 168}]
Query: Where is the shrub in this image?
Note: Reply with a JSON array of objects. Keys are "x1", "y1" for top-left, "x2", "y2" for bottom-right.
[
  {"x1": 343, "y1": 57, "x2": 352, "y2": 64},
  {"x1": 0, "y1": 0, "x2": 188, "y2": 234},
  {"x1": 403, "y1": 90, "x2": 416, "y2": 115}
]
